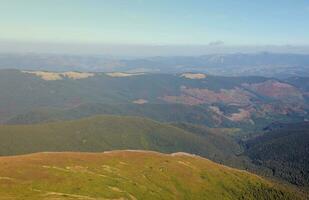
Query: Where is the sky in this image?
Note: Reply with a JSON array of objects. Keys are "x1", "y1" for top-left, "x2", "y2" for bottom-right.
[{"x1": 0, "y1": 0, "x2": 309, "y2": 55}]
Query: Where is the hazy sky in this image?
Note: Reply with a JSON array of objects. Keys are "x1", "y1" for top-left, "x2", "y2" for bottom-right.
[{"x1": 1, "y1": 0, "x2": 309, "y2": 46}]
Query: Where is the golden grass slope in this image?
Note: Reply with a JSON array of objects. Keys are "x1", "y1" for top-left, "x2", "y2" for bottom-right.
[
  {"x1": 180, "y1": 73, "x2": 206, "y2": 79},
  {"x1": 0, "y1": 151, "x2": 302, "y2": 200},
  {"x1": 23, "y1": 71, "x2": 95, "y2": 81},
  {"x1": 132, "y1": 99, "x2": 148, "y2": 104},
  {"x1": 105, "y1": 72, "x2": 144, "y2": 77}
]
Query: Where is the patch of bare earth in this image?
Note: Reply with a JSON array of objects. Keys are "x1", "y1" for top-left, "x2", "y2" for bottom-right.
[
  {"x1": 180, "y1": 73, "x2": 206, "y2": 79},
  {"x1": 105, "y1": 72, "x2": 144, "y2": 77},
  {"x1": 62, "y1": 72, "x2": 95, "y2": 80},
  {"x1": 260, "y1": 103, "x2": 306, "y2": 115},
  {"x1": 132, "y1": 99, "x2": 148, "y2": 104},
  {"x1": 226, "y1": 109, "x2": 251, "y2": 122},
  {"x1": 242, "y1": 80, "x2": 303, "y2": 101},
  {"x1": 210, "y1": 106, "x2": 253, "y2": 122},
  {"x1": 162, "y1": 86, "x2": 253, "y2": 106}
]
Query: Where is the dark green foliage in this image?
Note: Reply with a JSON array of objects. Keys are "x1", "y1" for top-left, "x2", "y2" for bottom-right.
[
  {"x1": 245, "y1": 122, "x2": 309, "y2": 187},
  {"x1": 172, "y1": 123, "x2": 249, "y2": 167},
  {"x1": 241, "y1": 183, "x2": 301, "y2": 200},
  {"x1": 6, "y1": 103, "x2": 235, "y2": 127}
]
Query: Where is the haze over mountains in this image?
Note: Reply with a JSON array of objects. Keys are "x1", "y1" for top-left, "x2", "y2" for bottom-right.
[{"x1": 1, "y1": 52, "x2": 309, "y2": 77}]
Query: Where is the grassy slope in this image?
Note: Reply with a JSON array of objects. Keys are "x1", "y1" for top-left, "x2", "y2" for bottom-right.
[
  {"x1": 0, "y1": 151, "x2": 301, "y2": 200},
  {"x1": 0, "y1": 115, "x2": 241, "y2": 168}
]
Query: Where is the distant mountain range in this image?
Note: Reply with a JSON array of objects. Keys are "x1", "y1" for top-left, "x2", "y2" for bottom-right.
[{"x1": 0, "y1": 52, "x2": 309, "y2": 77}]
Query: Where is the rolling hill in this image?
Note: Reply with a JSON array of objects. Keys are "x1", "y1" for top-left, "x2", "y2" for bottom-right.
[
  {"x1": 6, "y1": 103, "x2": 236, "y2": 128},
  {"x1": 0, "y1": 115, "x2": 246, "y2": 169},
  {"x1": 3, "y1": 114, "x2": 309, "y2": 191},
  {"x1": 0, "y1": 151, "x2": 302, "y2": 200}
]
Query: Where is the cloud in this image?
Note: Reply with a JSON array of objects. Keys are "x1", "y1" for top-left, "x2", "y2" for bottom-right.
[{"x1": 208, "y1": 40, "x2": 225, "y2": 46}]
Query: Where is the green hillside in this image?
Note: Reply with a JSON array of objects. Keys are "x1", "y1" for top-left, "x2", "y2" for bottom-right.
[
  {"x1": 7, "y1": 101, "x2": 308, "y2": 134},
  {"x1": 172, "y1": 123, "x2": 248, "y2": 166},
  {"x1": 0, "y1": 151, "x2": 302, "y2": 200},
  {"x1": 6, "y1": 103, "x2": 235, "y2": 128},
  {"x1": 0, "y1": 115, "x2": 245, "y2": 168}
]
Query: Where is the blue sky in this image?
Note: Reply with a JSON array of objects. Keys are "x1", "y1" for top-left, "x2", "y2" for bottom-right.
[{"x1": 0, "y1": 0, "x2": 309, "y2": 46}]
